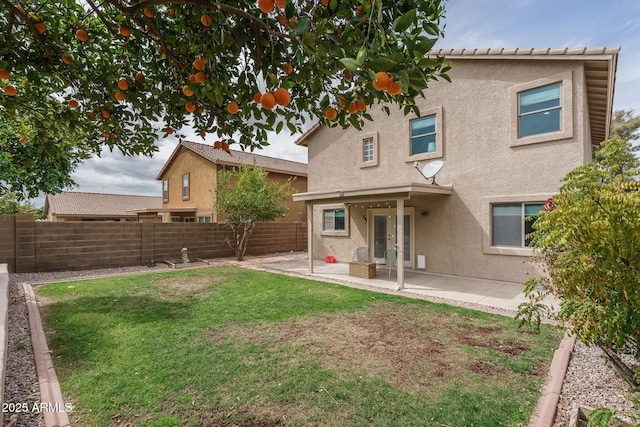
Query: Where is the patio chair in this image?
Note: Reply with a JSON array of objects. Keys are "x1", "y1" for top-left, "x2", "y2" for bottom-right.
[
  {"x1": 382, "y1": 249, "x2": 397, "y2": 277},
  {"x1": 354, "y1": 247, "x2": 370, "y2": 262}
]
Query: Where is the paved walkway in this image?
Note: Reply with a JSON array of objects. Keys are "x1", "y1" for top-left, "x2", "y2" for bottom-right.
[{"x1": 241, "y1": 253, "x2": 558, "y2": 314}]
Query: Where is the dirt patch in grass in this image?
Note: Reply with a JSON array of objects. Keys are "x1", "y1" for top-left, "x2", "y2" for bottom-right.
[
  {"x1": 205, "y1": 302, "x2": 531, "y2": 393},
  {"x1": 151, "y1": 274, "x2": 234, "y2": 299}
]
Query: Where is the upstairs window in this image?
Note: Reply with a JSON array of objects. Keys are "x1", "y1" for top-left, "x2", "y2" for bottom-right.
[
  {"x1": 518, "y1": 83, "x2": 561, "y2": 138},
  {"x1": 410, "y1": 115, "x2": 437, "y2": 155},
  {"x1": 182, "y1": 173, "x2": 190, "y2": 200},
  {"x1": 363, "y1": 137, "x2": 374, "y2": 162},
  {"x1": 162, "y1": 179, "x2": 169, "y2": 201}
]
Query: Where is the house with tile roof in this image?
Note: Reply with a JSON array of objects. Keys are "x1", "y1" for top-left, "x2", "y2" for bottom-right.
[
  {"x1": 293, "y1": 47, "x2": 619, "y2": 288},
  {"x1": 44, "y1": 192, "x2": 163, "y2": 222},
  {"x1": 146, "y1": 140, "x2": 308, "y2": 223}
]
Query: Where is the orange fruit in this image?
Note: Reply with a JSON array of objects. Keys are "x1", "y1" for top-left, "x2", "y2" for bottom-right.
[
  {"x1": 119, "y1": 26, "x2": 131, "y2": 37},
  {"x1": 227, "y1": 101, "x2": 239, "y2": 114},
  {"x1": 260, "y1": 92, "x2": 276, "y2": 110},
  {"x1": 68, "y1": 99, "x2": 79, "y2": 108},
  {"x1": 344, "y1": 72, "x2": 353, "y2": 82},
  {"x1": 165, "y1": 127, "x2": 173, "y2": 134},
  {"x1": 322, "y1": 0, "x2": 329, "y2": 6},
  {"x1": 76, "y1": 29, "x2": 88, "y2": 42},
  {"x1": 87, "y1": 112, "x2": 96, "y2": 119},
  {"x1": 135, "y1": 72, "x2": 144, "y2": 82},
  {"x1": 325, "y1": 107, "x2": 337, "y2": 120},
  {"x1": 185, "y1": 102, "x2": 196, "y2": 112},
  {"x1": 357, "y1": 100, "x2": 366, "y2": 111},
  {"x1": 386, "y1": 78, "x2": 402, "y2": 95},
  {"x1": 194, "y1": 72, "x2": 206, "y2": 83},
  {"x1": 373, "y1": 71, "x2": 389, "y2": 90},
  {"x1": 117, "y1": 79, "x2": 129, "y2": 91},
  {"x1": 258, "y1": 0, "x2": 275, "y2": 13},
  {"x1": 348, "y1": 102, "x2": 358, "y2": 114},
  {"x1": 4, "y1": 85, "x2": 16, "y2": 96},
  {"x1": 338, "y1": 97, "x2": 346, "y2": 108},
  {"x1": 253, "y1": 92, "x2": 262, "y2": 103},
  {"x1": 182, "y1": 85, "x2": 194, "y2": 96},
  {"x1": 193, "y1": 57, "x2": 206, "y2": 71},
  {"x1": 15, "y1": 5, "x2": 25, "y2": 15},
  {"x1": 19, "y1": 138, "x2": 25, "y2": 144},
  {"x1": 200, "y1": 14, "x2": 212, "y2": 26},
  {"x1": 0, "y1": 69, "x2": 10, "y2": 79},
  {"x1": 101, "y1": 109, "x2": 110, "y2": 118},
  {"x1": 221, "y1": 141, "x2": 229, "y2": 151},
  {"x1": 213, "y1": 141, "x2": 222, "y2": 149},
  {"x1": 189, "y1": 74, "x2": 197, "y2": 83},
  {"x1": 283, "y1": 63, "x2": 293, "y2": 75},
  {"x1": 197, "y1": 106, "x2": 204, "y2": 114},
  {"x1": 34, "y1": 22, "x2": 46, "y2": 34},
  {"x1": 102, "y1": 130, "x2": 110, "y2": 138},
  {"x1": 199, "y1": 130, "x2": 206, "y2": 138},
  {"x1": 143, "y1": 7, "x2": 154, "y2": 18},
  {"x1": 169, "y1": 8, "x2": 177, "y2": 17},
  {"x1": 115, "y1": 91, "x2": 126, "y2": 101},
  {"x1": 61, "y1": 54, "x2": 73, "y2": 64},
  {"x1": 276, "y1": 0, "x2": 285, "y2": 8},
  {"x1": 274, "y1": 87, "x2": 291, "y2": 106},
  {"x1": 277, "y1": 14, "x2": 287, "y2": 25}
]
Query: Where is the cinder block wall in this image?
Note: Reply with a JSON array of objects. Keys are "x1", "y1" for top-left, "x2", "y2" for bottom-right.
[{"x1": 0, "y1": 215, "x2": 307, "y2": 272}]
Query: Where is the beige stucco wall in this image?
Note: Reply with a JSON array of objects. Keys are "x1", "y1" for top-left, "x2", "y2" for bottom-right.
[
  {"x1": 306, "y1": 58, "x2": 592, "y2": 282},
  {"x1": 161, "y1": 147, "x2": 216, "y2": 221}
]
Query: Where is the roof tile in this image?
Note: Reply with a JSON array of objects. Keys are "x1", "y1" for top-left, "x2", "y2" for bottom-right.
[{"x1": 46, "y1": 192, "x2": 162, "y2": 217}]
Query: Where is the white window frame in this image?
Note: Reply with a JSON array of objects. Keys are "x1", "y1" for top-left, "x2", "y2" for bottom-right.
[
  {"x1": 482, "y1": 194, "x2": 552, "y2": 256},
  {"x1": 162, "y1": 179, "x2": 169, "y2": 202},
  {"x1": 320, "y1": 204, "x2": 349, "y2": 237},
  {"x1": 405, "y1": 105, "x2": 443, "y2": 163},
  {"x1": 509, "y1": 71, "x2": 573, "y2": 147},
  {"x1": 198, "y1": 215, "x2": 212, "y2": 223},
  {"x1": 360, "y1": 131, "x2": 379, "y2": 168},
  {"x1": 182, "y1": 173, "x2": 190, "y2": 200}
]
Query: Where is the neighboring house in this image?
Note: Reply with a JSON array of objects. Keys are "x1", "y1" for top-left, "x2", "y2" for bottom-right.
[
  {"x1": 44, "y1": 192, "x2": 163, "y2": 222},
  {"x1": 293, "y1": 47, "x2": 619, "y2": 286},
  {"x1": 149, "y1": 140, "x2": 308, "y2": 223}
]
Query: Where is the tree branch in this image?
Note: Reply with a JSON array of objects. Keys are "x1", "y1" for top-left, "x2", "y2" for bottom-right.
[{"x1": 127, "y1": 0, "x2": 293, "y2": 39}]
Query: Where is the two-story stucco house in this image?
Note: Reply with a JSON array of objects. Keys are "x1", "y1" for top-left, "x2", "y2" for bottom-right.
[
  {"x1": 293, "y1": 47, "x2": 619, "y2": 288},
  {"x1": 146, "y1": 140, "x2": 308, "y2": 223}
]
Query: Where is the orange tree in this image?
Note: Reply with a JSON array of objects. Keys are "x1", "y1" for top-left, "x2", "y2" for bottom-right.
[{"x1": 0, "y1": 0, "x2": 450, "y2": 195}]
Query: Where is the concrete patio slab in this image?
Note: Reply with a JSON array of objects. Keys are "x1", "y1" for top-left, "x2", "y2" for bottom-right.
[{"x1": 252, "y1": 255, "x2": 556, "y2": 313}]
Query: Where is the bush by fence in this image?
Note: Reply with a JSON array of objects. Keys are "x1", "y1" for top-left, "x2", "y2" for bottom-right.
[{"x1": 0, "y1": 214, "x2": 307, "y2": 273}]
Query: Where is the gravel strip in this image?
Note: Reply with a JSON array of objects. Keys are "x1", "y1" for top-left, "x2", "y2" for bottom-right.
[
  {"x1": 4, "y1": 260, "x2": 639, "y2": 427},
  {"x1": 553, "y1": 340, "x2": 639, "y2": 426},
  {"x1": 4, "y1": 265, "x2": 168, "y2": 427}
]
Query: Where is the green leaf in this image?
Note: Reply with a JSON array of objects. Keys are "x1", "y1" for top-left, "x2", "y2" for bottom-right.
[
  {"x1": 339, "y1": 58, "x2": 360, "y2": 72},
  {"x1": 369, "y1": 57, "x2": 397, "y2": 72},
  {"x1": 393, "y1": 9, "x2": 417, "y2": 33},
  {"x1": 356, "y1": 47, "x2": 368, "y2": 66},
  {"x1": 295, "y1": 18, "x2": 310, "y2": 35}
]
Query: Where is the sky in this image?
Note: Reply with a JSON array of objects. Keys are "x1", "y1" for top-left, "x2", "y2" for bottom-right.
[{"x1": 34, "y1": 0, "x2": 640, "y2": 207}]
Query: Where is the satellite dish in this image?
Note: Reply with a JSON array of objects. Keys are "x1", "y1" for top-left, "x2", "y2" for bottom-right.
[{"x1": 414, "y1": 160, "x2": 444, "y2": 185}]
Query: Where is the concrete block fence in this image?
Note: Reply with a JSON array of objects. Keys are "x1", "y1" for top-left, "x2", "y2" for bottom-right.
[{"x1": 0, "y1": 215, "x2": 307, "y2": 273}]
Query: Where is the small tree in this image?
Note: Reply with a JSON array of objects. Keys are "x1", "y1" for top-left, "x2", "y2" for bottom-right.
[
  {"x1": 518, "y1": 137, "x2": 640, "y2": 356},
  {"x1": 215, "y1": 163, "x2": 292, "y2": 261},
  {"x1": 0, "y1": 191, "x2": 37, "y2": 214}
]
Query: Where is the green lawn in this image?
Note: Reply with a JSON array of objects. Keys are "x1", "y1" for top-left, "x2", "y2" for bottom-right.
[{"x1": 36, "y1": 266, "x2": 563, "y2": 427}]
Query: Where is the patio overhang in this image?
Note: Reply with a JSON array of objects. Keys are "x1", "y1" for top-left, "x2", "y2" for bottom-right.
[
  {"x1": 293, "y1": 182, "x2": 452, "y2": 205},
  {"x1": 295, "y1": 182, "x2": 453, "y2": 292}
]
